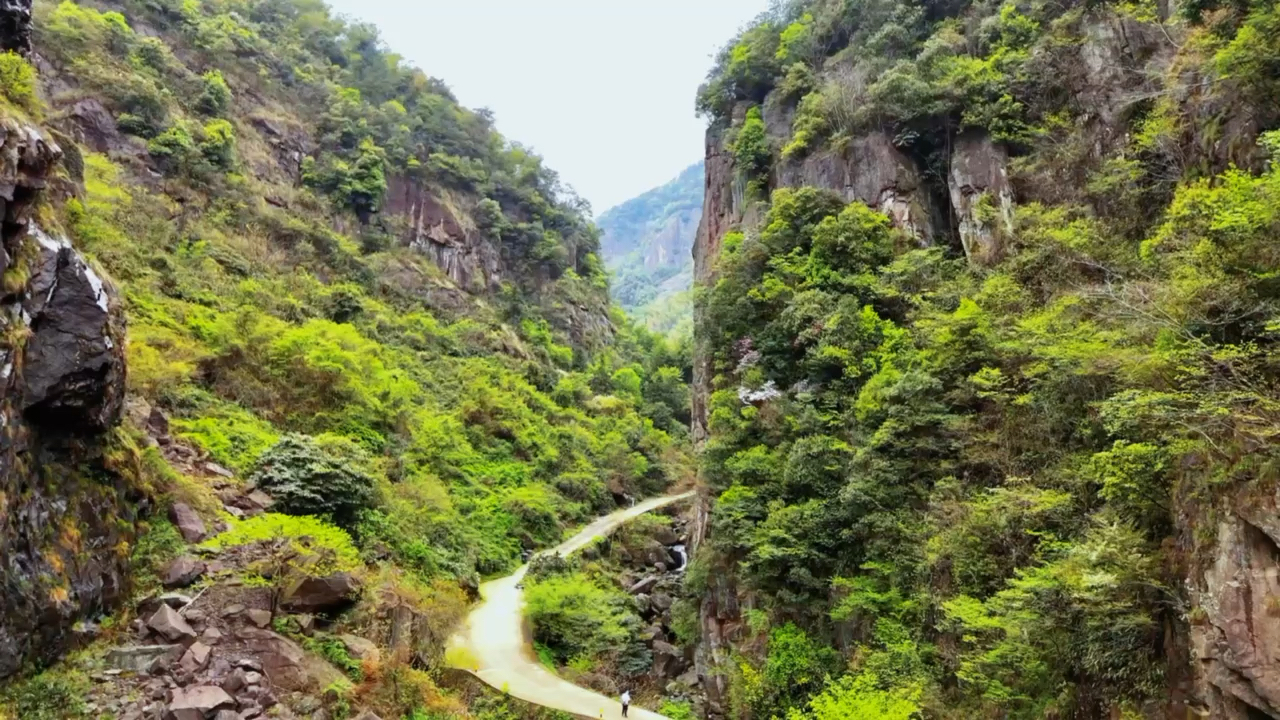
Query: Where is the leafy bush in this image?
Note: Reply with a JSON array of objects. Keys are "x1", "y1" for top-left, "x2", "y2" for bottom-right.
[
  {"x1": 732, "y1": 106, "x2": 771, "y2": 199},
  {"x1": 205, "y1": 513, "x2": 361, "y2": 576},
  {"x1": 0, "y1": 52, "x2": 37, "y2": 112},
  {"x1": 783, "y1": 673, "x2": 920, "y2": 720},
  {"x1": 0, "y1": 670, "x2": 88, "y2": 719},
  {"x1": 303, "y1": 634, "x2": 362, "y2": 681},
  {"x1": 250, "y1": 434, "x2": 377, "y2": 529},
  {"x1": 196, "y1": 69, "x2": 232, "y2": 116},
  {"x1": 524, "y1": 572, "x2": 634, "y2": 664}
]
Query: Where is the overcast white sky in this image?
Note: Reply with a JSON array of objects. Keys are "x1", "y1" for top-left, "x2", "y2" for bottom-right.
[{"x1": 322, "y1": 0, "x2": 771, "y2": 216}]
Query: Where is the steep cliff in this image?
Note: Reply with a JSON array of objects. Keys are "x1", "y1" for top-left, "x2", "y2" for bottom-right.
[
  {"x1": 0, "y1": 4, "x2": 132, "y2": 676},
  {"x1": 690, "y1": 1, "x2": 1280, "y2": 718}
]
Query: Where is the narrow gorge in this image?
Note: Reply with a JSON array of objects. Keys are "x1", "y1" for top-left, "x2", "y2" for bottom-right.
[{"x1": 5, "y1": 0, "x2": 1280, "y2": 719}]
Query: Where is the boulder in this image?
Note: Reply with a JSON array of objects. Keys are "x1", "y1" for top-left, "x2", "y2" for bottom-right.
[
  {"x1": 339, "y1": 634, "x2": 380, "y2": 663},
  {"x1": 651, "y1": 592, "x2": 673, "y2": 612},
  {"x1": 353, "y1": 712, "x2": 384, "y2": 720},
  {"x1": 203, "y1": 462, "x2": 234, "y2": 478},
  {"x1": 147, "y1": 604, "x2": 196, "y2": 642},
  {"x1": 162, "y1": 557, "x2": 206, "y2": 589},
  {"x1": 237, "y1": 627, "x2": 344, "y2": 691},
  {"x1": 246, "y1": 609, "x2": 272, "y2": 628},
  {"x1": 652, "y1": 640, "x2": 687, "y2": 679},
  {"x1": 169, "y1": 503, "x2": 207, "y2": 543},
  {"x1": 106, "y1": 645, "x2": 181, "y2": 672},
  {"x1": 578, "y1": 671, "x2": 618, "y2": 696},
  {"x1": 280, "y1": 573, "x2": 360, "y2": 614},
  {"x1": 167, "y1": 685, "x2": 235, "y2": 720},
  {"x1": 653, "y1": 526, "x2": 679, "y2": 545},
  {"x1": 179, "y1": 641, "x2": 212, "y2": 673}
]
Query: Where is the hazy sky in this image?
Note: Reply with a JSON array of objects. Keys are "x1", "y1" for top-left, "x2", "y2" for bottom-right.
[{"x1": 322, "y1": 0, "x2": 771, "y2": 216}]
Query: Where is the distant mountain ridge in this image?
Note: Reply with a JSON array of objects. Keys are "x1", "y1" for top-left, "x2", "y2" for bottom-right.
[{"x1": 598, "y1": 162, "x2": 703, "y2": 334}]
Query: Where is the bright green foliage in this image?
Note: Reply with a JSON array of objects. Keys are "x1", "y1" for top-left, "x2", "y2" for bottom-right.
[
  {"x1": 732, "y1": 107, "x2": 771, "y2": 199},
  {"x1": 0, "y1": 52, "x2": 37, "y2": 112},
  {"x1": 250, "y1": 434, "x2": 377, "y2": 529},
  {"x1": 734, "y1": 624, "x2": 843, "y2": 719},
  {"x1": 523, "y1": 571, "x2": 634, "y2": 665},
  {"x1": 206, "y1": 513, "x2": 361, "y2": 576},
  {"x1": 699, "y1": 115, "x2": 1280, "y2": 713},
  {"x1": 0, "y1": 670, "x2": 88, "y2": 719},
  {"x1": 658, "y1": 700, "x2": 697, "y2": 720},
  {"x1": 302, "y1": 634, "x2": 362, "y2": 681},
  {"x1": 784, "y1": 673, "x2": 920, "y2": 720},
  {"x1": 195, "y1": 69, "x2": 231, "y2": 116}
]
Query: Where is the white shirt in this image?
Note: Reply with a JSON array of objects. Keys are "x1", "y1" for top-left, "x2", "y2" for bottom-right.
[{"x1": 621, "y1": 692, "x2": 631, "y2": 704}]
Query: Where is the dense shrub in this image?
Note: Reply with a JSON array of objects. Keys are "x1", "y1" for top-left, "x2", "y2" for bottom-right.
[
  {"x1": 249, "y1": 434, "x2": 377, "y2": 529},
  {"x1": 0, "y1": 52, "x2": 37, "y2": 112},
  {"x1": 195, "y1": 69, "x2": 232, "y2": 116},
  {"x1": 524, "y1": 571, "x2": 635, "y2": 665}
]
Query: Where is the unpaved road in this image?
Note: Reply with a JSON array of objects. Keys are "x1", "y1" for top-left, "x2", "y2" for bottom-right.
[{"x1": 451, "y1": 492, "x2": 696, "y2": 720}]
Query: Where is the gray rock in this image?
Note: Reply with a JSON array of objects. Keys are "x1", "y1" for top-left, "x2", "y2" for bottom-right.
[
  {"x1": 214, "y1": 711, "x2": 241, "y2": 720},
  {"x1": 949, "y1": 131, "x2": 1014, "y2": 267},
  {"x1": 235, "y1": 657, "x2": 264, "y2": 672},
  {"x1": 651, "y1": 592, "x2": 673, "y2": 612},
  {"x1": 162, "y1": 556, "x2": 206, "y2": 589},
  {"x1": 280, "y1": 573, "x2": 360, "y2": 614},
  {"x1": 168, "y1": 685, "x2": 235, "y2": 720},
  {"x1": 169, "y1": 503, "x2": 207, "y2": 543},
  {"x1": 147, "y1": 604, "x2": 197, "y2": 642},
  {"x1": 246, "y1": 609, "x2": 272, "y2": 628},
  {"x1": 106, "y1": 645, "x2": 181, "y2": 672},
  {"x1": 179, "y1": 641, "x2": 212, "y2": 672},
  {"x1": 222, "y1": 668, "x2": 249, "y2": 694},
  {"x1": 204, "y1": 462, "x2": 235, "y2": 478},
  {"x1": 652, "y1": 640, "x2": 687, "y2": 678},
  {"x1": 339, "y1": 634, "x2": 380, "y2": 663},
  {"x1": 628, "y1": 576, "x2": 659, "y2": 595}
]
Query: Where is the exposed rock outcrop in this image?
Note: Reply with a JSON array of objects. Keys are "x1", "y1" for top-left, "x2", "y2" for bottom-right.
[
  {"x1": 1190, "y1": 492, "x2": 1280, "y2": 719},
  {"x1": 778, "y1": 130, "x2": 940, "y2": 244},
  {"x1": 0, "y1": 0, "x2": 31, "y2": 56},
  {"x1": 385, "y1": 174, "x2": 500, "y2": 293},
  {"x1": 948, "y1": 132, "x2": 1014, "y2": 267},
  {"x1": 0, "y1": 116, "x2": 131, "y2": 679}
]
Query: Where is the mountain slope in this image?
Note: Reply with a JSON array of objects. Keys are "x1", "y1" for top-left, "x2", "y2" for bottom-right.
[
  {"x1": 688, "y1": 1, "x2": 1280, "y2": 719},
  {"x1": 598, "y1": 162, "x2": 702, "y2": 334},
  {"x1": 0, "y1": 1, "x2": 693, "y2": 717}
]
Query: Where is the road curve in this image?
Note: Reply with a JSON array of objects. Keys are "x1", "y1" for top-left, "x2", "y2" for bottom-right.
[{"x1": 451, "y1": 492, "x2": 696, "y2": 720}]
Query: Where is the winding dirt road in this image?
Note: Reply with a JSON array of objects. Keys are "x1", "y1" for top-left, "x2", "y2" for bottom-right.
[{"x1": 451, "y1": 492, "x2": 696, "y2": 720}]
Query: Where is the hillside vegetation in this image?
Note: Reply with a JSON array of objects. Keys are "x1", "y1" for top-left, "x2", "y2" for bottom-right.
[
  {"x1": 0, "y1": 0, "x2": 692, "y2": 717},
  {"x1": 692, "y1": 0, "x2": 1280, "y2": 718}
]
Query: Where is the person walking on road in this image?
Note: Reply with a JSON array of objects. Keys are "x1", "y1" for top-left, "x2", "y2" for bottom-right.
[{"x1": 620, "y1": 690, "x2": 631, "y2": 717}]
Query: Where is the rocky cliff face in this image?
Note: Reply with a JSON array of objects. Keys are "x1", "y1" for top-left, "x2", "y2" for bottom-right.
[
  {"x1": 384, "y1": 173, "x2": 501, "y2": 294},
  {"x1": 0, "y1": 0, "x2": 31, "y2": 55},
  {"x1": 0, "y1": 116, "x2": 132, "y2": 678},
  {"x1": 1190, "y1": 489, "x2": 1280, "y2": 718},
  {"x1": 689, "y1": 4, "x2": 1280, "y2": 717}
]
